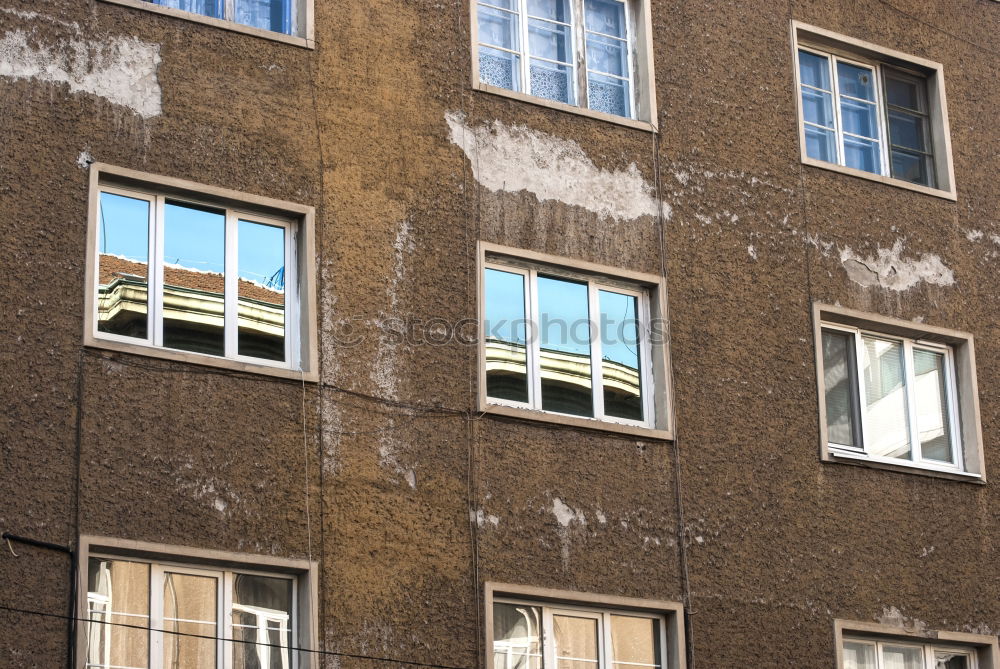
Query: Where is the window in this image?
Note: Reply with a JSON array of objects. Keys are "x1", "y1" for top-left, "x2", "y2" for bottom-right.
[
  {"x1": 792, "y1": 22, "x2": 955, "y2": 197},
  {"x1": 81, "y1": 541, "x2": 317, "y2": 669},
  {"x1": 814, "y1": 305, "x2": 983, "y2": 479},
  {"x1": 472, "y1": 0, "x2": 656, "y2": 125},
  {"x1": 480, "y1": 245, "x2": 671, "y2": 436},
  {"x1": 86, "y1": 165, "x2": 318, "y2": 381},
  {"x1": 842, "y1": 638, "x2": 977, "y2": 669},
  {"x1": 99, "y1": 0, "x2": 313, "y2": 44},
  {"x1": 487, "y1": 584, "x2": 683, "y2": 669}
]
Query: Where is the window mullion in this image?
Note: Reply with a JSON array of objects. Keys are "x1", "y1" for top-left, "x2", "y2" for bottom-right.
[
  {"x1": 543, "y1": 607, "x2": 555, "y2": 669},
  {"x1": 286, "y1": 224, "x2": 296, "y2": 369},
  {"x1": 830, "y1": 56, "x2": 846, "y2": 167},
  {"x1": 224, "y1": 0, "x2": 235, "y2": 22},
  {"x1": 639, "y1": 293, "x2": 654, "y2": 427},
  {"x1": 589, "y1": 283, "x2": 605, "y2": 419},
  {"x1": 224, "y1": 211, "x2": 239, "y2": 359},
  {"x1": 528, "y1": 269, "x2": 543, "y2": 410},
  {"x1": 150, "y1": 565, "x2": 165, "y2": 669},
  {"x1": 903, "y1": 339, "x2": 922, "y2": 462},
  {"x1": 622, "y1": 0, "x2": 635, "y2": 119},
  {"x1": 222, "y1": 571, "x2": 233, "y2": 669},
  {"x1": 519, "y1": 0, "x2": 531, "y2": 95},
  {"x1": 574, "y1": 0, "x2": 588, "y2": 109},
  {"x1": 853, "y1": 331, "x2": 869, "y2": 453},
  {"x1": 873, "y1": 65, "x2": 890, "y2": 176},
  {"x1": 600, "y1": 611, "x2": 612, "y2": 669},
  {"x1": 153, "y1": 196, "x2": 166, "y2": 348},
  {"x1": 944, "y1": 348, "x2": 963, "y2": 469}
]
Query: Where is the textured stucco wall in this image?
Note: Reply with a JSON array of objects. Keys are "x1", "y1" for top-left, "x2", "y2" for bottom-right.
[{"x1": 1, "y1": 0, "x2": 999, "y2": 667}]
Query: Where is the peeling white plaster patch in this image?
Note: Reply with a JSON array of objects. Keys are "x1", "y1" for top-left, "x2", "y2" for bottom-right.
[
  {"x1": 551, "y1": 498, "x2": 586, "y2": 527},
  {"x1": 446, "y1": 111, "x2": 661, "y2": 222},
  {"x1": 694, "y1": 535, "x2": 704, "y2": 544},
  {"x1": 747, "y1": 245, "x2": 757, "y2": 260},
  {"x1": 0, "y1": 29, "x2": 162, "y2": 118},
  {"x1": 595, "y1": 510, "x2": 607, "y2": 524},
  {"x1": 76, "y1": 150, "x2": 93, "y2": 169},
  {"x1": 213, "y1": 498, "x2": 227, "y2": 513},
  {"x1": 471, "y1": 509, "x2": 500, "y2": 528},
  {"x1": 919, "y1": 546, "x2": 935, "y2": 558},
  {"x1": 966, "y1": 229, "x2": 984, "y2": 242},
  {"x1": 840, "y1": 240, "x2": 954, "y2": 291},
  {"x1": 877, "y1": 606, "x2": 928, "y2": 634}
]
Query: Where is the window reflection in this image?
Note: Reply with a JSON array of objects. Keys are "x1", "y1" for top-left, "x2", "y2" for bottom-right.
[
  {"x1": 862, "y1": 336, "x2": 911, "y2": 460},
  {"x1": 538, "y1": 275, "x2": 593, "y2": 417},
  {"x1": 913, "y1": 349, "x2": 952, "y2": 463},
  {"x1": 97, "y1": 193, "x2": 150, "y2": 339},
  {"x1": 599, "y1": 290, "x2": 642, "y2": 421},
  {"x1": 493, "y1": 603, "x2": 542, "y2": 669},
  {"x1": 485, "y1": 269, "x2": 530, "y2": 404},
  {"x1": 609, "y1": 616, "x2": 659, "y2": 669},
  {"x1": 553, "y1": 614, "x2": 600, "y2": 669},
  {"x1": 87, "y1": 558, "x2": 151, "y2": 669},
  {"x1": 163, "y1": 572, "x2": 218, "y2": 669},
  {"x1": 822, "y1": 330, "x2": 858, "y2": 447},
  {"x1": 232, "y1": 574, "x2": 293, "y2": 669},
  {"x1": 238, "y1": 220, "x2": 286, "y2": 362},
  {"x1": 162, "y1": 201, "x2": 226, "y2": 356}
]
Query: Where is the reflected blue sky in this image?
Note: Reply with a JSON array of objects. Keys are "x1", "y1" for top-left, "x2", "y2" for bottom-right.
[
  {"x1": 239, "y1": 220, "x2": 285, "y2": 289},
  {"x1": 538, "y1": 275, "x2": 590, "y2": 356},
  {"x1": 164, "y1": 202, "x2": 225, "y2": 275},
  {"x1": 485, "y1": 268, "x2": 526, "y2": 344},
  {"x1": 99, "y1": 193, "x2": 149, "y2": 263},
  {"x1": 599, "y1": 289, "x2": 639, "y2": 370}
]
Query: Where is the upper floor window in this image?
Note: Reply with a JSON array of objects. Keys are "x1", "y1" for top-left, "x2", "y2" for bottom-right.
[
  {"x1": 814, "y1": 304, "x2": 983, "y2": 480},
  {"x1": 843, "y1": 638, "x2": 977, "y2": 669},
  {"x1": 86, "y1": 165, "x2": 319, "y2": 381},
  {"x1": 473, "y1": 0, "x2": 656, "y2": 126},
  {"x1": 479, "y1": 244, "x2": 672, "y2": 438},
  {"x1": 145, "y1": 0, "x2": 296, "y2": 34},
  {"x1": 792, "y1": 22, "x2": 956, "y2": 198}
]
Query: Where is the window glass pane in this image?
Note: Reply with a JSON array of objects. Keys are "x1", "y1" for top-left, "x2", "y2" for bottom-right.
[
  {"x1": 553, "y1": 614, "x2": 600, "y2": 669},
  {"x1": 586, "y1": 33, "x2": 628, "y2": 78},
  {"x1": 585, "y1": 0, "x2": 625, "y2": 38},
  {"x1": 480, "y1": 46, "x2": 522, "y2": 92},
  {"x1": 798, "y1": 50, "x2": 831, "y2": 90},
  {"x1": 861, "y1": 336, "x2": 911, "y2": 460},
  {"x1": 98, "y1": 192, "x2": 150, "y2": 340},
  {"x1": 527, "y1": 0, "x2": 571, "y2": 22},
  {"x1": 493, "y1": 603, "x2": 543, "y2": 669},
  {"x1": 234, "y1": 0, "x2": 291, "y2": 34},
  {"x1": 885, "y1": 74, "x2": 926, "y2": 112},
  {"x1": 890, "y1": 149, "x2": 933, "y2": 187},
  {"x1": 843, "y1": 641, "x2": 877, "y2": 669},
  {"x1": 599, "y1": 290, "x2": 643, "y2": 422},
  {"x1": 538, "y1": 276, "x2": 593, "y2": 417},
  {"x1": 237, "y1": 220, "x2": 286, "y2": 362},
  {"x1": 837, "y1": 61, "x2": 877, "y2": 101},
  {"x1": 823, "y1": 330, "x2": 857, "y2": 447},
  {"x1": 936, "y1": 652, "x2": 970, "y2": 669},
  {"x1": 87, "y1": 558, "x2": 150, "y2": 669},
  {"x1": 530, "y1": 59, "x2": 574, "y2": 104},
  {"x1": 162, "y1": 202, "x2": 226, "y2": 356},
  {"x1": 843, "y1": 135, "x2": 881, "y2": 174},
  {"x1": 801, "y1": 88, "x2": 835, "y2": 128},
  {"x1": 529, "y1": 19, "x2": 573, "y2": 64},
  {"x1": 840, "y1": 98, "x2": 880, "y2": 140},
  {"x1": 485, "y1": 269, "x2": 530, "y2": 404},
  {"x1": 152, "y1": 0, "x2": 223, "y2": 19},
  {"x1": 913, "y1": 349, "x2": 953, "y2": 463},
  {"x1": 882, "y1": 645, "x2": 924, "y2": 669},
  {"x1": 232, "y1": 574, "x2": 293, "y2": 669},
  {"x1": 888, "y1": 110, "x2": 928, "y2": 152},
  {"x1": 479, "y1": 5, "x2": 520, "y2": 51},
  {"x1": 588, "y1": 72, "x2": 630, "y2": 118},
  {"x1": 163, "y1": 572, "x2": 218, "y2": 669},
  {"x1": 804, "y1": 126, "x2": 837, "y2": 163},
  {"x1": 610, "y1": 616, "x2": 659, "y2": 669}
]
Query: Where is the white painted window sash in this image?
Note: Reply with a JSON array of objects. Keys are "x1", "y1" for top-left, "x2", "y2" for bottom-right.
[{"x1": 842, "y1": 638, "x2": 978, "y2": 669}]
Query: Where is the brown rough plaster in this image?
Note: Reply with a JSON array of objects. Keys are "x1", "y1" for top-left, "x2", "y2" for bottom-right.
[{"x1": 1, "y1": 0, "x2": 999, "y2": 667}]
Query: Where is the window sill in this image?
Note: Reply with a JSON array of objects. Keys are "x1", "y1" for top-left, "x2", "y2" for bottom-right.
[
  {"x1": 801, "y1": 156, "x2": 957, "y2": 201},
  {"x1": 473, "y1": 82, "x2": 657, "y2": 133},
  {"x1": 85, "y1": 335, "x2": 318, "y2": 382},
  {"x1": 482, "y1": 403, "x2": 672, "y2": 441},
  {"x1": 98, "y1": 0, "x2": 315, "y2": 49},
  {"x1": 824, "y1": 449, "x2": 984, "y2": 483}
]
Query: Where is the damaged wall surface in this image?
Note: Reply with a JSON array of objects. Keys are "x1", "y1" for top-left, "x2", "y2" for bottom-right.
[{"x1": 1, "y1": 0, "x2": 999, "y2": 668}]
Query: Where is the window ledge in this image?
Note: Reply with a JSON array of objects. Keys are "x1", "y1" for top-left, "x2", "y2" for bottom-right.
[
  {"x1": 85, "y1": 336, "x2": 319, "y2": 383},
  {"x1": 98, "y1": 0, "x2": 315, "y2": 49},
  {"x1": 824, "y1": 449, "x2": 984, "y2": 483},
  {"x1": 801, "y1": 156, "x2": 957, "y2": 200},
  {"x1": 482, "y1": 403, "x2": 672, "y2": 441},
  {"x1": 473, "y1": 82, "x2": 657, "y2": 133}
]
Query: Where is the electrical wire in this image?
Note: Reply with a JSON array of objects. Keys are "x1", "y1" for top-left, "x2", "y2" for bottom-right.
[
  {"x1": 872, "y1": 0, "x2": 1000, "y2": 58},
  {"x1": 0, "y1": 604, "x2": 471, "y2": 669}
]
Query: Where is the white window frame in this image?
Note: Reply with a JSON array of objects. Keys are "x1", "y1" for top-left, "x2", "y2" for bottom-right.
[
  {"x1": 813, "y1": 304, "x2": 985, "y2": 481},
  {"x1": 842, "y1": 637, "x2": 977, "y2": 669},
  {"x1": 86, "y1": 553, "x2": 299, "y2": 669},
  {"x1": 471, "y1": 0, "x2": 657, "y2": 130},
  {"x1": 822, "y1": 322, "x2": 964, "y2": 473},
  {"x1": 492, "y1": 597, "x2": 670, "y2": 669},
  {"x1": 85, "y1": 164, "x2": 319, "y2": 382},
  {"x1": 483, "y1": 258, "x2": 656, "y2": 430},
  {"x1": 97, "y1": 0, "x2": 315, "y2": 48},
  {"x1": 791, "y1": 21, "x2": 956, "y2": 199}
]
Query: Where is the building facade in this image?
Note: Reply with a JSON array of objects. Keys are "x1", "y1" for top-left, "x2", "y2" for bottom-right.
[{"x1": 1, "y1": 0, "x2": 999, "y2": 667}]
